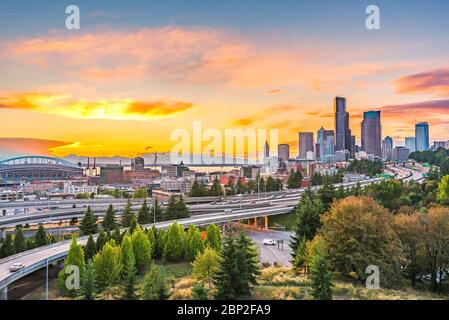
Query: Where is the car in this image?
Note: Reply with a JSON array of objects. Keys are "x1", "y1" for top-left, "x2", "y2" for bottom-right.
[
  {"x1": 224, "y1": 208, "x2": 233, "y2": 213},
  {"x1": 263, "y1": 239, "x2": 276, "y2": 246},
  {"x1": 9, "y1": 263, "x2": 25, "y2": 272}
]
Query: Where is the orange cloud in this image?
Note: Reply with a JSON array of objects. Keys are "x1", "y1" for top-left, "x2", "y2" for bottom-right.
[
  {"x1": 393, "y1": 67, "x2": 449, "y2": 96},
  {"x1": 0, "y1": 92, "x2": 193, "y2": 120}
]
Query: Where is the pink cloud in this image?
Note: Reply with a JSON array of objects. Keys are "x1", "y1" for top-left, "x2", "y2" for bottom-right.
[{"x1": 393, "y1": 67, "x2": 449, "y2": 96}]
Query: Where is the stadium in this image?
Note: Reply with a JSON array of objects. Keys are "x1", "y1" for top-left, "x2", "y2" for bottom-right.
[{"x1": 0, "y1": 156, "x2": 84, "y2": 182}]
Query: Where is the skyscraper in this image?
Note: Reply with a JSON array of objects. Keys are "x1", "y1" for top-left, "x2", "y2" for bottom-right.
[
  {"x1": 382, "y1": 136, "x2": 393, "y2": 160},
  {"x1": 334, "y1": 97, "x2": 352, "y2": 156},
  {"x1": 361, "y1": 111, "x2": 382, "y2": 158},
  {"x1": 298, "y1": 132, "x2": 314, "y2": 159},
  {"x1": 415, "y1": 122, "x2": 430, "y2": 152},
  {"x1": 278, "y1": 144, "x2": 290, "y2": 162},
  {"x1": 317, "y1": 127, "x2": 334, "y2": 160},
  {"x1": 405, "y1": 137, "x2": 416, "y2": 153},
  {"x1": 264, "y1": 140, "x2": 270, "y2": 160}
]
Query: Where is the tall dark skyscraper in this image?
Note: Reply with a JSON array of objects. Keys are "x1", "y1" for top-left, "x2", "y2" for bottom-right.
[
  {"x1": 334, "y1": 97, "x2": 352, "y2": 156},
  {"x1": 361, "y1": 111, "x2": 382, "y2": 158},
  {"x1": 278, "y1": 144, "x2": 290, "y2": 162},
  {"x1": 298, "y1": 132, "x2": 314, "y2": 159}
]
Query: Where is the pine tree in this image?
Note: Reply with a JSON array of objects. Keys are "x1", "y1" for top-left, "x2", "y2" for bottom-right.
[
  {"x1": 152, "y1": 198, "x2": 165, "y2": 222},
  {"x1": 93, "y1": 240, "x2": 123, "y2": 289},
  {"x1": 120, "y1": 199, "x2": 135, "y2": 227},
  {"x1": 0, "y1": 234, "x2": 15, "y2": 258},
  {"x1": 309, "y1": 244, "x2": 333, "y2": 300},
  {"x1": 213, "y1": 225, "x2": 239, "y2": 299},
  {"x1": 102, "y1": 204, "x2": 117, "y2": 231},
  {"x1": 205, "y1": 224, "x2": 221, "y2": 251},
  {"x1": 26, "y1": 238, "x2": 36, "y2": 250},
  {"x1": 191, "y1": 282, "x2": 208, "y2": 300},
  {"x1": 209, "y1": 177, "x2": 223, "y2": 196},
  {"x1": 80, "y1": 206, "x2": 98, "y2": 235},
  {"x1": 165, "y1": 196, "x2": 189, "y2": 220},
  {"x1": 13, "y1": 226, "x2": 27, "y2": 253},
  {"x1": 96, "y1": 230, "x2": 107, "y2": 252},
  {"x1": 292, "y1": 236, "x2": 308, "y2": 271},
  {"x1": 129, "y1": 215, "x2": 138, "y2": 234},
  {"x1": 317, "y1": 180, "x2": 336, "y2": 209},
  {"x1": 58, "y1": 236, "x2": 86, "y2": 296},
  {"x1": 141, "y1": 265, "x2": 169, "y2": 300},
  {"x1": 132, "y1": 226, "x2": 152, "y2": 274},
  {"x1": 154, "y1": 228, "x2": 165, "y2": 259},
  {"x1": 84, "y1": 234, "x2": 96, "y2": 261},
  {"x1": 192, "y1": 247, "x2": 220, "y2": 290},
  {"x1": 35, "y1": 223, "x2": 48, "y2": 247},
  {"x1": 121, "y1": 233, "x2": 137, "y2": 299},
  {"x1": 137, "y1": 199, "x2": 151, "y2": 225},
  {"x1": 147, "y1": 227, "x2": 156, "y2": 258},
  {"x1": 111, "y1": 226, "x2": 122, "y2": 245},
  {"x1": 234, "y1": 230, "x2": 259, "y2": 296},
  {"x1": 163, "y1": 222, "x2": 185, "y2": 262},
  {"x1": 186, "y1": 225, "x2": 205, "y2": 261},
  {"x1": 81, "y1": 260, "x2": 97, "y2": 300}
]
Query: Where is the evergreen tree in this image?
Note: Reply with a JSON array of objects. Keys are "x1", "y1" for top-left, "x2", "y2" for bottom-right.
[
  {"x1": 317, "y1": 180, "x2": 336, "y2": 209},
  {"x1": 137, "y1": 199, "x2": 151, "y2": 225},
  {"x1": 147, "y1": 227, "x2": 156, "y2": 258},
  {"x1": 163, "y1": 222, "x2": 185, "y2": 262},
  {"x1": 141, "y1": 265, "x2": 169, "y2": 300},
  {"x1": 192, "y1": 247, "x2": 220, "y2": 290},
  {"x1": 0, "y1": 234, "x2": 15, "y2": 258},
  {"x1": 13, "y1": 226, "x2": 27, "y2": 253},
  {"x1": 102, "y1": 204, "x2": 117, "y2": 231},
  {"x1": 234, "y1": 230, "x2": 259, "y2": 296},
  {"x1": 120, "y1": 199, "x2": 135, "y2": 227},
  {"x1": 308, "y1": 241, "x2": 333, "y2": 300},
  {"x1": 129, "y1": 215, "x2": 138, "y2": 234},
  {"x1": 191, "y1": 282, "x2": 208, "y2": 300},
  {"x1": 26, "y1": 238, "x2": 36, "y2": 250},
  {"x1": 209, "y1": 177, "x2": 223, "y2": 196},
  {"x1": 93, "y1": 240, "x2": 123, "y2": 289},
  {"x1": 58, "y1": 236, "x2": 86, "y2": 296},
  {"x1": 132, "y1": 226, "x2": 152, "y2": 274},
  {"x1": 112, "y1": 226, "x2": 122, "y2": 245},
  {"x1": 189, "y1": 179, "x2": 208, "y2": 197},
  {"x1": 292, "y1": 236, "x2": 308, "y2": 271},
  {"x1": 96, "y1": 230, "x2": 107, "y2": 252},
  {"x1": 80, "y1": 206, "x2": 98, "y2": 235},
  {"x1": 84, "y1": 234, "x2": 96, "y2": 261},
  {"x1": 154, "y1": 228, "x2": 165, "y2": 259},
  {"x1": 81, "y1": 260, "x2": 97, "y2": 300},
  {"x1": 205, "y1": 224, "x2": 221, "y2": 251},
  {"x1": 152, "y1": 198, "x2": 165, "y2": 222},
  {"x1": 35, "y1": 223, "x2": 48, "y2": 247},
  {"x1": 186, "y1": 225, "x2": 205, "y2": 261},
  {"x1": 287, "y1": 169, "x2": 303, "y2": 189},
  {"x1": 121, "y1": 233, "x2": 137, "y2": 299},
  {"x1": 336, "y1": 185, "x2": 346, "y2": 199}
]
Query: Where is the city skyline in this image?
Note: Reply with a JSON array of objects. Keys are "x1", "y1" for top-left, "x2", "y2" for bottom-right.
[{"x1": 1, "y1": 0, "x2": 449, "y2": 158}]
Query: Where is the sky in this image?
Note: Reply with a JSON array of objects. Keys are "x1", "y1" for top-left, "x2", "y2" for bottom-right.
[{"x1": 0, "y1": 0, "x2": 448, "y2": 159}]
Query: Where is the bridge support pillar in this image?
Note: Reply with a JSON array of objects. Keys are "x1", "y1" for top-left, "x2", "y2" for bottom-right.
[
  {"x1": 247, "y1": 219, "x2": 251, "y2": 226},
  {"x1": 264, "y1": 216, "x2": 268, "y2": 229},
  {"x1": 0, "y1": 286, "x2": 7, "y2": 300},
  {"x1": 253, "y1": 217, "x2": 257, "y2": 227}
]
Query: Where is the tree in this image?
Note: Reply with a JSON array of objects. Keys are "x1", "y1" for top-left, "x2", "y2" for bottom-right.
[
  {"x1": 189, "y1": 180, "x2": 208, "y2": 197},
  {"x1": 81, "y1": 260, "x2": 97, "y2": 300},
  {"x1": 80, "y1": 206, "x2": 98, "y2": 235},
  {"x1": 26, "y1": 238, "x2": 36, "y2": 250},
  {"x1": 209, "y1": 177, "x2": 223, "y2": 196},
  {"x1": 132, "y1": 226, "x2": 152, "y2": 273},
  {"x1": 96, "y1": 230, "x2": 108, "y2": 252},
  {"x1": 192, "y1": 247, "x2": 220, "y2": 290},
  {"x1": 102, "y1": 204, "x2": 117, "y2": 231},
  {"x1": 58, "y1": 236, "x2": 86, "y2": 296},
  {"x1": 142, "y1": 265, "x2": 169, "y2": 300},
  {"x1": 165, "y1": 195, "x2": 190, "y2": 220},
  {"x1": 317, "y1": 180, "x2": 336, "y2": 209},
  {"x1": 213, "y1": 226, "x2": 239, "y2": 299},
  {"x1": 111, "y1": 226, "x2": 122, "y2": 245},
  {"x1": 137, "y1": 199, "x2": 151, "y2": 225},
  {"x1": 191, "y1": 282, "x2": 208, "y2": 300},
  {"x1": 205, "y1": 224, "x2": 221, "y2": 251},
  {"x1": 84, "y1": 234, "x2": 96, "y2": 261},
  {"x1": 234, "y1": 230, "x2": 259, "y2": 297},
  {"x1": 186, "y1": 225, "x2": 205, "y2": 261},
  {"x1": 364, "y1": 180, "x2": 403, "y2": 211},
  {"x1": 292, "y1": 236, "x2": 308, "y2": 271},
  {"x1": 35, "y1": 224, "x2": 48, "y2": 247},
  {"x1": 287, "y1": 170, "x2": 303, "y2": 189},
  {"x1": 154, "y1": 228, "x2": 165, "y2": 259},
  {"x1": 0, "y1": 234, "x2": 15, "y2": 258},
  {"x1": 120, "y1": 199, "x2": 135, "y2": 227},
  {"x1": 121, "y1": 233, "x2": 137, "y2": 299},
  {"x1": 13, "y1": 226, "x2": 26, "y2": 253},
  {"x1": 93, "y1": 240, "x2": 123, "y2": 289},
  {"x1": 321, "y1": 196, "x2": 402, "y2": 286},
  {"x1": 307, "y1": 237, "x2": 333, "y2": 300},
  {"x1": 437, "y1": 175, "x2": 449, "y2": 205},
  {"x1": 393, "y1": 213, "x2": 426, "y2": 288},
  {"x1": 163, "y1": 222, "x2": 185, "y2": 262}
]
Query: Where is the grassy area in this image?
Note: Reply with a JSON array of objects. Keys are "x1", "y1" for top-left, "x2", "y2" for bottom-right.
[
  {"x1": 268, "y1": 213, "x2": 295, "y2": 231},
  {"x1": 155, "y1": 261, "x2": 193, "y2": 279}
]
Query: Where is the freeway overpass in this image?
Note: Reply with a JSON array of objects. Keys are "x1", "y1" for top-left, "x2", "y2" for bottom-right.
[{"x1": 0, "y1": 178, "x2": 383, "y2": 299}]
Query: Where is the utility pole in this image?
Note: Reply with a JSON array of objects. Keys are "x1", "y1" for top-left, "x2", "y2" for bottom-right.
[{"x1": 45, "y1": 256, "x2": 49, "y2": 300}]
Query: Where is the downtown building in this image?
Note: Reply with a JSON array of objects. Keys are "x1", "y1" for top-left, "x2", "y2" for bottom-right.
[
  {"x1": 278, "y1": 144, "x2": 290, "y2": 162},
  {"x1": 405, "y1": 137, "x2": 416, "y2": 153},
  {"x1": 334, "y1": 97, "x2": 353, "y2": 157},
  {"x1": 298, "y1": 132, "x2": 314, "y2": 159},
  {"x1": 415, "y1": 122, "x2": 430, "y2": 151},
  {"x1": 382, "y1": 136, "x2": 393, "y2": 161},
  {"x1": 317, "y1": 127, "x2": 334, "y2": 162},
  {"x1": 361, "y1": 110, "x2": 382, "y2": 158}
]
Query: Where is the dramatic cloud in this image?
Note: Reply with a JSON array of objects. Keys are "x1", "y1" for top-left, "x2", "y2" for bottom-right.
[
  {"x1": 393, "y1": 68, "x2": 449, "y2": 96},
  {"x1": 0, "y1": 92, "x2": 193, "y2": 120},
  {"x1": 0, "y1": 138, "x2": 73, "y2": 158}
]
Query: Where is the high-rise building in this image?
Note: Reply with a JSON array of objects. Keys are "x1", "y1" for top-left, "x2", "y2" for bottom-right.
[
  {"x1": 298, "y1": 132, "x2": 314, "y2": 159},
  {"x1": 382, "y1": 136, "x2": 393, "y2": 161},
  {"x1": 278, "y1": 144, "x2": 290, "y2": 162},
  {"x1": 317, "y1": 127, "x2": 334, "y2": 160},
  {"x1": 415, "y1": 122, "x2": 430, "y2": 152},
  {"x1": 432, "y1": 141, "x2": 446, "y2": 151},
  {"x1": 361, "y1": 111, "x2": 382, "y2": 158},
  {"x1": 405, "y1": 137, "x2": 416, "y2": 153},
  {"x1": 264, "y1": 141, "x2": 270, "y2": 160},
  {"x1": 393, "y1": 147, "x2": 410, "y2": 161},
  {"x1": 334, "y1": 97, "x2": 352, "y2": 156}
]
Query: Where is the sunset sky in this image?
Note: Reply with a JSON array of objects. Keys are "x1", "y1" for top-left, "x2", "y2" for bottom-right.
[{"x1": 1, "y1": 0, "x2": 448, "y2": 159}]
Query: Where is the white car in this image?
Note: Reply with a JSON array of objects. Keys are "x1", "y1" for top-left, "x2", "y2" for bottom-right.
[
  {"x1": 9, "y1": 263, "x2": 25, "y2": 272},
  {"x1": 263, "y1": 239, "x2": 276, "y2": 246},
  {"x1": 224, "y1": 208, "x2": 233, "y2": 213}
]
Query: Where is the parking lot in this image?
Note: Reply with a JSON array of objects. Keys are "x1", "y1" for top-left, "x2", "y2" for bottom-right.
[{"x1": 248, "y1": 230, "x2": 293, "y2": 266}]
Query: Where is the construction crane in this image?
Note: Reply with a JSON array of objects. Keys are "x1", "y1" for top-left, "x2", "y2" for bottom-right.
[{"x1": 145, "y1": 146, "x2": 166, "y2": 169}]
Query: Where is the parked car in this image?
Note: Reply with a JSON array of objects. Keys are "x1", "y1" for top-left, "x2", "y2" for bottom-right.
[
  {"x1": 263, "y1": 239, "x2": 276, "y2": 246},
  {"x1": 9, "y1": 263, "x2": 25, "y2": 272}
]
